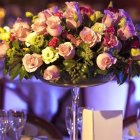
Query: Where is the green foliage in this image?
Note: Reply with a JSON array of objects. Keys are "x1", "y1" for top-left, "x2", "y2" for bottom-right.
[
  {"x1": 12, "y1": 40, "x2": 20, "y2": 49},
  {"x1": 97, "y1": 69, "x2": 108, "y2": 75},
  {"x1": 9, "y1": 63, "x2": 21, "y2": 80},
  {"x1": 77, "y1": 43, "x2": 94, "y2": 62},
  {"x1": 63, "y1": 59, "x2": 76, "y2": 69},
  {"x1": 19, "y1": 66, "x2": 32, "y2": 80}
]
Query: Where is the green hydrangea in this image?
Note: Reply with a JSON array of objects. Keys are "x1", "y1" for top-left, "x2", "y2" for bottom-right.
[
  {"x1": 25, "y1": 32, "x2": 44, "y2": 47},
  {"x1": 42, "y1": 47, "x2": 59, "y2": 64}
]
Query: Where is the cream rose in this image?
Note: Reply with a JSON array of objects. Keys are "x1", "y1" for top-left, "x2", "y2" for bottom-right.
[
  {"x1": 96, "y1": 53, "x2": 117, "y2": 70},
  {"x1": 22, "y1": 54, "x2": 43, "y2": 73},
  {"x1": 31, "y1": 18, "x2": 47, "y2": 35},
  {"x1": 58, "y1": 42, "x2": 75, "y2": 59},
  {"x1": 0, "y1": 41, "x2": 10, "y2": 59},
  {"x1": 43, "y1": 65, "x2": 60, "y2": 81}
]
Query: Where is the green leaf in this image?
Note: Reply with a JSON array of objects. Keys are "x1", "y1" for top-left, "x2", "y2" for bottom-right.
[
  {"x1": 9, "y1": 63, "x2": 21, "y2": 80},
  {"x1": 8, "y1": 57, "x2": 20, "y2": 65},
  {"x1": 12, "y1": 40, "x2": 19, "y2": 49},
  {"x1": 97, "y1": 69, "x2": 108, "y2": 75},
  {"x1": 30, "y1": 45, "x2": 41, "y2": 53},
  {"x1": 116, "y1": 72, "x2": 128, "y2": 85},
  {"x1": 3, "y1": 68, "x2": 8, "y2": 75},
  {"x1": 19, "y1": 66, "x2": 27, "y2": 80}
]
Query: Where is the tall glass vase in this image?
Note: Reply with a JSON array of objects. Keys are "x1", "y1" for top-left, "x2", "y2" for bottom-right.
[{"x1": 71, "y1": 87, "x2": 80, "y2": 140}]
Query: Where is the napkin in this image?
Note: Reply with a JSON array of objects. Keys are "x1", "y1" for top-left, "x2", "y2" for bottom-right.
[
  {"x1": 82, "y1": 109, "x2": 123, "y2": 140},
  {"x1": 21, "y1": 136, "x2": 32, "y2": 140}
]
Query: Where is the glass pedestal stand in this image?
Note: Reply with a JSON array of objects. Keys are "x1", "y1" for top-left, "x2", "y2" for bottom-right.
[
  {"x1": 39, "y1": 73, "x2": 114, "y2": 140},
  {"x1": 71, "y1": 87, "x2": 80, "y2": 140}
]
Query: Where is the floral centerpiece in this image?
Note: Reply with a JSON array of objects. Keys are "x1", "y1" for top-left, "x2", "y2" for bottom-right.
[{"x1": 0, "y1": 1, "x2": 140, "y2": 85}]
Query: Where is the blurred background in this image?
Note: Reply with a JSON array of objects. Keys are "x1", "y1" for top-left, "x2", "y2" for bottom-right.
[{"x1": 0, "y1": 0, "x2": 140, "y2": 137}]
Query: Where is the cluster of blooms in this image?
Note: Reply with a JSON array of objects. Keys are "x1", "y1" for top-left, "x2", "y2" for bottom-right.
[{"x1": 0, "y1": 1, "x2": 140, "y2": 85}]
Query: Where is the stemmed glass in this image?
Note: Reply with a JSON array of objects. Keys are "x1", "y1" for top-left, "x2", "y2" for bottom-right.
[
  {"x1": 0, "y1": 110, "x2": 9, "y2": 140},
  {"x1": 8, "y1": 109, "x2": 27, "y2": 140},
  {"x1": 77, "y1": 107, "x2": 84, "y2": 139},
  {"x1": 65, "y1": 106, "x2": 73, "y2": 140}
]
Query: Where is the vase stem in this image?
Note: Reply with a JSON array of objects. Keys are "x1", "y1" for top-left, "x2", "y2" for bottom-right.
[{"x1": 71, "y1": 87, "x2": 80, "y2": 140}]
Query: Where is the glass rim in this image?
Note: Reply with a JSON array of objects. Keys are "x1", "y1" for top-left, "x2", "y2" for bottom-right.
[{"x1": 8, "y1": 109, "x2": 27, "y2": 114}]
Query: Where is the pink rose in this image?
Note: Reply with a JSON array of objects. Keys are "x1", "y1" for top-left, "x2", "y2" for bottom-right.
[
  {"x1": 58, "y1": 42, "x2": 75, "y2": 59},
  {"x1": 38, "y1": 9, "x2": 52, "y2": 21},
  {"x1": 48, "y1": 6, "x2": 59, "y2": 15},
  {"x1": 43, "y1": 65, "x2": 60, "y2": 81},
  {"x1": 63, "y1": 2, "x2": 82, "y2": 28},
  {"x1": 22, "y1": 54, "x2": 43, "y2": 73},
  {"x1": 47, "y1": 26, "x2": 62, "y2": 37},
  {"x1": 66, "y1": 18, "x2": 82, "y2": 29},
  {"x1": 66, "y1": 34, "x2": 82, "y2": 47},
  {"x1": 117, "y1": 24, "x2": 136, "y2": 40},
  {"x1": 102, "y1": 9, "x2": 119, "y2": 27},
  {"x1": 31, "y1": 18, "x2": 47, "y2": 35},
  {"x1": 12, "y1": 18, "x2": 30, "y2": 41},
  {"x1": 96, "y1": 53, "x2": 117, "y2": 70},
  {"x1": 46, "y1": 16, "x2": 61, "y2": 28},
  {"x1": 46, "y1": 16, "x2": 62, "y2": 36},
  {"x1": 32, "y1": 7, "x2": 60, "y2": 35},
  {"x1": 80, "y1": 27, "x2": 100, "y2": 47},
  {"x1": 0, "y1": 41, "x2": 10, "y2": 59}
]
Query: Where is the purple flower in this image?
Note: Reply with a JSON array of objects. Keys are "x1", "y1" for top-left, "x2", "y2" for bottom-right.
[
  {"x1": 117, "y1": 23, "x2": 136, "y2": 40},
  {"x1": 102, "y1": 9, "x2": 119, "y2": 27}
]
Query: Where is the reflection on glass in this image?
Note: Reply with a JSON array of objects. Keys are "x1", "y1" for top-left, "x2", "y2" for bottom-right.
[
  {"x1": 65, "y1": 106, "x2": 73, "y2": 140},
  {"x1": 0, "y1": 110, "x2": 8, "y2": 140},
  {"x1": 8, "y1": 109, "x2": 27, "y2": 140}
]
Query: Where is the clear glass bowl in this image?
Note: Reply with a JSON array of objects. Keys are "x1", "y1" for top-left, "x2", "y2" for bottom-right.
[{"x1": 37, "y1": 73, "x2": 114, "y2": 88}]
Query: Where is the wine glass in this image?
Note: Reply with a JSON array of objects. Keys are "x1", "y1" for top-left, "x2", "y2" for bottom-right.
[
  {"x1": 65, "y1": 106, "x2": 73, "y2": 140},
  {"x1": 8, "y1": 109, "x2": 27, "y2": 140},
  {"x1": 0, "y1": 110, "x2": 9, "y2": 140}
]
